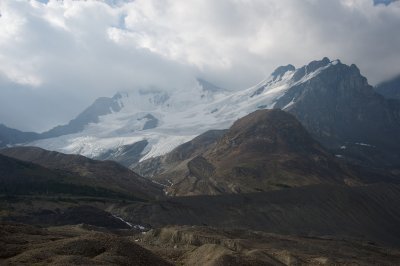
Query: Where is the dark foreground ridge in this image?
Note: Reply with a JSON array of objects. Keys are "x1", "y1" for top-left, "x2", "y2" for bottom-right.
[{"x1": 0, "y1": 146, "x2": 164, "y2": 200}]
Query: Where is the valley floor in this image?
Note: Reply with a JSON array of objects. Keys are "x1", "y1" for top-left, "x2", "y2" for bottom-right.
[
  {"x1": 1, "y1": 223, "x2": 400, "y2": 265},
  {"x1": 2, "y1": 184, "x2": 400, "y2": 265}
]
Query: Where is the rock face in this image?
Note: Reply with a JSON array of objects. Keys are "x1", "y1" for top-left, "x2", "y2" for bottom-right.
[
  {"x1": 0, "y1": 146, "x2": 163, "y2": 200},
  {"x1": 375, "y1": 74, "x2": 400, "y2": 100},
  {"x1": 275, "y1": 59, "x2": 400, "y2": 168},
  {"x1": 139, "y1": 109, "x2": 361, "y2": 196}
]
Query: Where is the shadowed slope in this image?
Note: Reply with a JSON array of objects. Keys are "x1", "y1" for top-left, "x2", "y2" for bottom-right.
[
  {"x1": 138, "y1": 109, "x2": 361, "y2": 196},
  {"x1": 0, "y1": 147, "x2": 163, "y2": 200}
]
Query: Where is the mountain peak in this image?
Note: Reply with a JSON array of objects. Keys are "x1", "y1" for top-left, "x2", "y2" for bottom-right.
[
  {"x1": 196, "y1": 78, "x2": 225, "y2": 93},
  {"x1": 112, "y1": 92, "x2": 125, "y2": 100},
  {"x1": 271, "y1": 64, "x2": 296, "y2": 80},
  {"x1": 291, "y1": 57, "x2": 344, "y2": 82},
  {"x1": 143, "y1": 108, "x2": 356, "y2": 196},
  {"x1": 306, "y1": 57, "x2": 331, "y2": 72},
  {"x1": 218, "y1": 109, "x2": 317, "y2": 154}
]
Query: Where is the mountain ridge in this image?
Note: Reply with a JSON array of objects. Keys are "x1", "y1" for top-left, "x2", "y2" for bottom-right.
[
  {"x1": 136, "y1": 109, "x2": 363, "y2": 196},
  {"x1": 0, "y1": 146, "x2": 164, "y2": 200},
  {"x1": 2, "y1": 57, "x2": 400, "y2": 172}
]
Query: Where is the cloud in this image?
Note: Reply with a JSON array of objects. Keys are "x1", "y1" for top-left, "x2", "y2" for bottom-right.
[
  {"x1": 374, "y1": 0, "x2": 399, "y2": 6},
  {"x1": 0, "y1": 0, "x2": 399, "y2": 131}
]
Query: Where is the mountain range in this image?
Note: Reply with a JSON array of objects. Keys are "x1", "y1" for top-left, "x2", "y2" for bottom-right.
[
  {"x1": 2, "y1": 57, "x2": 400, "y2": 264},
  {"x1": 2, "y1": 57, "x2": 400, "y2": 174}
]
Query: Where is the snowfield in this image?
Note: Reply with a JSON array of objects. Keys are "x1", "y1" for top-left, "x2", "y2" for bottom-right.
[{"x1": 28, "y1": 61, "x2": 338, "y2": 163}]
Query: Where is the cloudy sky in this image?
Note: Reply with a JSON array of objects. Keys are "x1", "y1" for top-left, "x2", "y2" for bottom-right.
[{"x1": 0, "y1": 0, "x2": 399, "y2": 132}]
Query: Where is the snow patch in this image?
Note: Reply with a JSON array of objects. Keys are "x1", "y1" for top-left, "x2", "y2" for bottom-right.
[
  {"x1": 355, "y1": 142, "x2": 375, "y2": 147},
  {"x1": 151, "y1": 180, "x2": 168, "y2": 187},
  {"x1": 112, "y1": 214, "x2": 133, "y2": 228},
  {"x1": 112, "y1": 214, "x2": 146, "y2": 231}
]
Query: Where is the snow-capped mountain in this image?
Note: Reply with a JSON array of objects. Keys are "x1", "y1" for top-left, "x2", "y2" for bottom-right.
[
  {"x1": 26, "y1": 58, "x2": 342, "y2": 166},
  {"x1": 27, "y1": 57, "x2": 400, "y2": 169}
]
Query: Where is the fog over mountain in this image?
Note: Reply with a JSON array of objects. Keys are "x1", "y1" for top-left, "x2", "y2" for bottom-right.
[{"x1": 0, "y1": 0, "x2": 399, "y2": 131}]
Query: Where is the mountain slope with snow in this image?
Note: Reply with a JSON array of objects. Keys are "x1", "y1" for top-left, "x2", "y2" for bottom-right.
[
  {"x1": 28, "y1": 58, "x2": 372, "y2": 167},
  {"x1": 24, "y1": 66, "x2": 290, "y2": 160}
]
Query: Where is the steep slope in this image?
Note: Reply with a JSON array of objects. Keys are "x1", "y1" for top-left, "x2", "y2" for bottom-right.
[
  {"x1": 142, "y1": 109, "x2": 360, "y2": 196},
  {"x1": 0, "y1": 146, "x2": 163, "y2": 200},
  {"x1": 133, "y1": 130, "x2": 227, "y2": 181},
  {"x1": 275, "y1": 59, "x2": 400, "y2": 168},
  {"x1": 375, "y1": 74, "x2": 400, "y2": 100}
]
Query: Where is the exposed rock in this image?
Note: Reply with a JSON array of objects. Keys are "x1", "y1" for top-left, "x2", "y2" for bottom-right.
[{"x1": 275, "y1": 59, "x2": 400, "y2": 168}]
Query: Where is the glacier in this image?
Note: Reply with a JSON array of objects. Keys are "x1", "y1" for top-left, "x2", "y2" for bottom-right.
[{"x1": 27, "y1": 60, "x2": 338, "y2": 165}]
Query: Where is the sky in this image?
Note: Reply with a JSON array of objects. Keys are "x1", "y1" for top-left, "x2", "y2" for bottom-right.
[{"x1": 0, "y1": 0, "x2": 400, "y2": 132}]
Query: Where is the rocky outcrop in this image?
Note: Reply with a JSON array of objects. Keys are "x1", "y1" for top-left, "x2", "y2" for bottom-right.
[{"x1": 275, "y1": 58, "x2": 400, "y2": 168}]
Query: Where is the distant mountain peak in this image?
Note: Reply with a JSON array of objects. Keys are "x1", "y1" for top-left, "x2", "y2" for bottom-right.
[
  {"x1": 304, "y1": 57, "x2": 331, "y2": 73},
  {"x1": 271, "y1": 64, "x2": 296, "y2": 80},
  {"x1": 196, "y1": 78, "x2": 226, "y2": 93},
  {"x1": 112, "y1": 92, "x2": 125, "y2": 100}
]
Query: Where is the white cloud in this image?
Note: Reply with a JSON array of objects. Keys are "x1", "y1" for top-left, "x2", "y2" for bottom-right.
[{"x1": 0, "y1": 0, "x2": 399, "y2": 131}]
